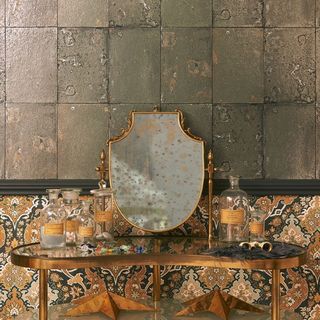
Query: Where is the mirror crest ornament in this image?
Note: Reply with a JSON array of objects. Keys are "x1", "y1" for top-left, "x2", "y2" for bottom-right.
[{"x1": 108, "y1": 110, "x2": 206, "y2": 233}]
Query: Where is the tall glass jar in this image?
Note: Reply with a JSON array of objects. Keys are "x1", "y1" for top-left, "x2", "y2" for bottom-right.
[
  {"x1": 90, "y1": 188, "x2": 114, "y2": 241},
  {"x1": 77, "y1": 200, "x2": 95, "y2": 245},
  {"x1": 219, "y1": 176, "x2": 249, "y2": 242},
  {"x1": 62, "y1": 189, "x2": 82, "y2": 246},
  {"x1": 40, "y1": 189, "x2": 66, "y2": 249},
  {"x1": 250, "y1": 208, "x2": 266, "y2": 241}
]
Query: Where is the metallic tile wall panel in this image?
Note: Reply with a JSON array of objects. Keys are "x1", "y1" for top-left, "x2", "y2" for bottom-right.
[
  {"x1": 0, "y1": 103, "x2": 4, "y2": 178},
  {"x1": 58, "y1": 28, "x2": 108, "y2": 104},
  {"x1": 58, "y1": 0, "x2": 108, "y2": 28},
  {"x1": 161, "y1": 0, "x2": 212, "y2": 27},
  {"x1": 0, "y1": 2, "x2": 319, "y2": 181},
  {"x1": 212, "y1": 0, "x2": 263, "y2": 27},
  {"x1": 108, "y1": 0, "x2": 160, "y2": 27},
  {"x1": 265, "y1": 0, "x2": 315, "y2": 27},
  {"x1": 264, "y1": 28, "x2": 315, "y2": 104},
  {"x1": 6, "y1": 28, "x2": 57, "y2": 103},
  {"x1": 264, "y1": 104, "x2": 316, "y2": 179},
  {"x1": 161, "y1": 28, "x2": 212, "y2": 103},
  {"x1": 5, "y1": 104, "x2": 57, "y2": 179},
  {"x1": 57, "y1": 104, "x2": 109, "y2": 179},
  {"x1": 6, "y1": 0, "x2": 57, "y2": 27},
  {"x1": 213, "y1": 104, "x2": 263, "y2": 179},
  {"x1": 212, "y1": 28, "x2": 264, "y2": 104},
  {"x1": 109, "y1": 28, "x2": 160, "y2": 103}
]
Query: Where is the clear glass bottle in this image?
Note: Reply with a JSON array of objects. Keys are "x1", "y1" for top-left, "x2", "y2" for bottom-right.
[
  {"x1": 62, "y1": 189, "x2": 82, "y2": 246},
  {"x1": 90, "y1": 188, "x2": 114, "y2": 241},
  {"x1": 77, "y1": 200, "x2": 95, "y2": 245},
  {"x1": 250, "y1": 208, "x2": 266, "y2": 241},
  {"x1": 40, "y1": 189, "x2": 66, "y2": 249},
  {"x1": 219, "y1": 176, "x2": 249, "y2": 242}
]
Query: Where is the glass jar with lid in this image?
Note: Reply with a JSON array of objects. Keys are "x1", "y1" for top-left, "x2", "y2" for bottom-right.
[
  {"x1": 219, "y1": 176, "x2": 249, "y2": 242},
  {"x1": 90, "y1": 188, "x2": 114, "y2": 241},
  {"x1": 40, "y1": 189, "x2": 66, "y2": 249},
  {"x1": 62, "y1": 188, "x2": 82, "y2": 246},
  {"x1": 250, "y1": 208, "x2": 266, "y2": 241},
  {"x1": 77, "y1": 200, "x2": 95, "y2": 245}
]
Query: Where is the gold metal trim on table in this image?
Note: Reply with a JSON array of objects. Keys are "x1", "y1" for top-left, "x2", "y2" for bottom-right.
[
  {"x1": 108, "y1": 110, "x2": 206, "y2": 234},
  {"x1": 11, "y1": 240, "x2": 307, "y2": 271}
]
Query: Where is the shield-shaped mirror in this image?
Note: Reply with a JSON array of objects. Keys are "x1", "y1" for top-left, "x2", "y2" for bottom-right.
[{"x1": 109, "y1": 111, "x2": 204, "y2": 232}]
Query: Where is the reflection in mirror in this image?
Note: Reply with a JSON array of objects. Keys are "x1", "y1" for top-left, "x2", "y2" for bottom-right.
[{"x1": 109, "y1": 112, "x2": 204, "y2": 232}]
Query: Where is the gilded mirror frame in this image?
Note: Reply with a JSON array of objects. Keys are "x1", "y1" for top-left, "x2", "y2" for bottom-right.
[{"x1": 108, "y1": 110, "x2": 205, "y2": 233}]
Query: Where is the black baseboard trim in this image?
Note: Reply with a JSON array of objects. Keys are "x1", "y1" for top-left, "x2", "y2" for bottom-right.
[
  {"x1": 0, "y1": 179, "x2": 318, "y2": 196},
  {"x1": 0, "y1": 180, "x2": 99, "y2": 195}
]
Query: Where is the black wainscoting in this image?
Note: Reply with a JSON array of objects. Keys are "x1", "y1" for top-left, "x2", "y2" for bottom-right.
[{"x1": 0, "y1": 179, "x2": 319, "y2": 196}]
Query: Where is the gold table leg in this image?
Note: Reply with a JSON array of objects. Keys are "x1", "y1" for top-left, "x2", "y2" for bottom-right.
[
  {"x1": 39, "y1": 269, "x2": 48, "y2": 320},
  {"x1": 153, "y1": 265, "x2": 161, "y2": 302},
  {"x1": 272, "y1": 269, "x2": 280, "y2": 320}
]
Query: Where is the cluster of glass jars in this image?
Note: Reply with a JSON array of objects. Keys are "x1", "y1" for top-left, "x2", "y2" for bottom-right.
[
  {"x1": 218, "y1": 176, "x2": 266, "y2": 242},
  {"x1": 40, "y1": 188, "x2": 114, "y2": 249}
]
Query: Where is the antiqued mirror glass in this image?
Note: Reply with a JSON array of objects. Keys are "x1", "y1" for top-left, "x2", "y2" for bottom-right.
[{"x1": 109, "y1": 111, "x2": 204, "y2": 232}]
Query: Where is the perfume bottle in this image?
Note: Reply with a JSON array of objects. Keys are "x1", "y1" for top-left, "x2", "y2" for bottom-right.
[
  {"x1": 90, "y1": 188, "x2": 114, "y2": 241},
  {"x1": 250, "y1": 208, "x2": 266, "y2": 241},
  {"x1": 219, "y1": 176, "x2": 249, "y2": 242},
  {"x1": 62, "y1": 189, "x2": 81, "y2": 246},
  {"x1": 40, "y1": 189, "x2": 66, "y2": 249},
  {"x1": 77, "y1": 200, "x2": 95, "y2": 245}
]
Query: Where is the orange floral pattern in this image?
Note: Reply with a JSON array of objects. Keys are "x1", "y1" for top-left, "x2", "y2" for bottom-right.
[{"x1": 0, "y1": 195, "x2": 318, "y2": 320}]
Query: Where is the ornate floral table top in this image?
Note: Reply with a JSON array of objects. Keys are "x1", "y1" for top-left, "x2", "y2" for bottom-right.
[{"x1": 11, "y1": 237, "x2": 307, "y2": 270}]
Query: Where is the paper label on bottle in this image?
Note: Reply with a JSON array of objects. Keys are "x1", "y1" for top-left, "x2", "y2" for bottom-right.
[
  {"x1": 250, "y1": 222, "x2": 264, "y2": 235},
  {"x1": 79, "y1": 226, "x2": 94, "y2": 237},
  {"x1": 44, "y1": 223, "x2": 64, "y2": 235},
  {"x1": 220, "y1": 209, "x2": 244, "y2": 225},
  {"x1": 95, "y1": 210, "x2": 113, "y2": 222},
  {"x1": 66, "y1": 220, "x2": 78, "y2": 232}
]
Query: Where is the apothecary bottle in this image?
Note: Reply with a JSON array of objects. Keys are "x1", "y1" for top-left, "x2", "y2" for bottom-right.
[
  {"x1": 62, "y1": 189, "x2": 81, "y2": 246},
  {"x1": 219, "y1": 176, "x2": 249, "y2": 242},
  {"x1": 77, "y1": 200, "x2": 95, "y2": 245},
  {"x1": 40, "y1": 189, "x2": 66, "y2": 249},
  {"x1": 250, "y1": 208, "x2": 266, "y2": 241},
  {"x1": 90, "y1": 188, "x2": 114, "y2": 241}
]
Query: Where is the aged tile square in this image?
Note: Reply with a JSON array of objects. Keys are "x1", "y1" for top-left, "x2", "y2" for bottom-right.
[
  {"x1": 0, "y1": 0, "x2": 5, "y2": 26},
  {"x1": 6, "y1": 0, "x2": 57, "y2": 27},
  {"x1": 265, "y1": 0, "x2": 315, "y2": 27},
  {"x1": 264, "y1": 104, "x2": 315, "y2": 179},
  {"x1": 6, "y1": 103, "x2": 57, "y2": 179},
  {"x1": 0, "y1": 28, "x2": 5, "y2": 103},
  {"x1": 265, "y1": 28, "x2": 315, "y2": 103},
  {"x1": 213, "y1": 104, "x2": 263, "y2": 179},
  {"x1": 109, "y1": 0, "x2": 160, "y2": 27},
  {"x1": 161, "y1": 0, "x2": 212, "y2": 27},
  {"x1": 6, "y1": 28, "x2": 57, "y2": 103},
  {"x1": 58, "y1": 104, "x2": 109, "y2": 179},
  {"x1": 161, "y1": 104, "x2": 213, "y2": 151},
  {"x1": 58, "y1": 0, "x2": 108, "y2": 27},
  {"x1": 212, "y1": 28, "x2": 263, "y2": 103},
  {"x1": 109, "y1": 29, "x2": 160, "y2": 103},
  {"x1": 161, "y1": 28, "x2": 212, "y2": 103},
  {"x1": 0, "y1": 103, "x2": 4, "y2": 178},
  {"x1": 58, "y1": 28, "x2": 108, "y2": 103},
  {"x1": 108, "y1": 104, "x2": 156, "y2": 137},
  {"x1": 213, "y1": 0, "x2": 263, "y2": 27},
  {"x1": 315, "y1": 29, "x2": 320, "y2": 104}
]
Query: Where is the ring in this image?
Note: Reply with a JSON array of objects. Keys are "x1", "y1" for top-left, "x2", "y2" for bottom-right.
[{"x1": 239, "y1": 241, "x2": 273, "y2": 252}]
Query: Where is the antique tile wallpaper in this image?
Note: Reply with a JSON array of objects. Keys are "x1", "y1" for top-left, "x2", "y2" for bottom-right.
[
  {"x1": 0, "y1": 195, "x2": 319, "y2": 320},
  {"x1": 0, "y1": 1, "x2": 319, "y2": 179}
]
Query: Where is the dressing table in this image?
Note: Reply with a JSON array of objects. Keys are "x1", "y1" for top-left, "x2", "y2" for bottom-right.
[{"x1": 10, "y1": 110, "x2": 307, "y2": 320}]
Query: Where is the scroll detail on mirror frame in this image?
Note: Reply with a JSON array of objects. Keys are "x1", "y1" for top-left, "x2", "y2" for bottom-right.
[{"x1": 108, "y1": 110, "x2": 205, "y2": 233}]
